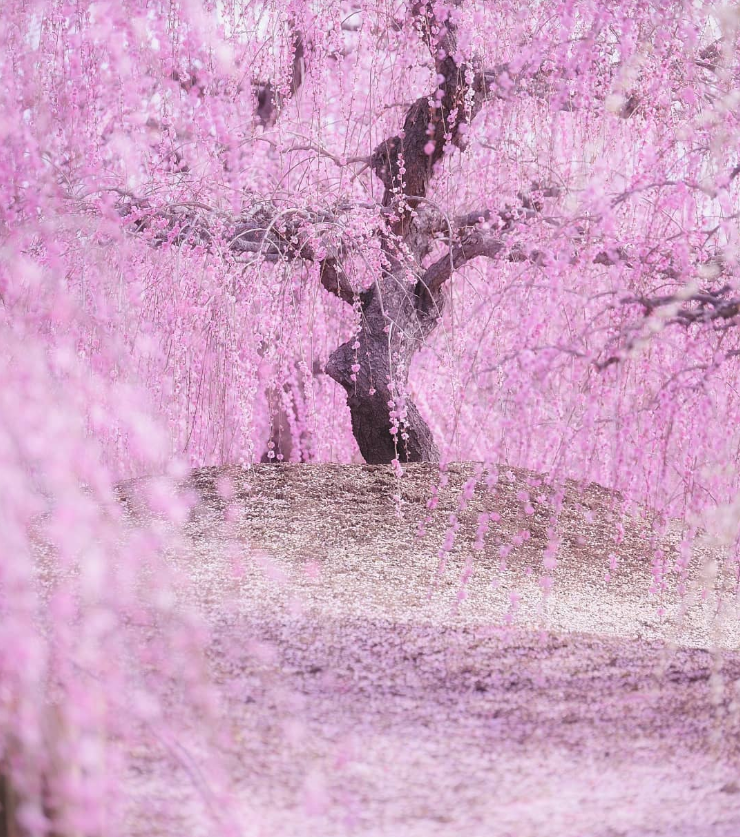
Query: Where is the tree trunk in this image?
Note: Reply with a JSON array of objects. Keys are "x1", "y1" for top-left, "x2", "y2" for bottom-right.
[
  {"x1": 324, "y1": 1, "x2": 481, "y2": 464},
  {"x1": 325, "y1": 251, "x2": 443, "y2": 464}
]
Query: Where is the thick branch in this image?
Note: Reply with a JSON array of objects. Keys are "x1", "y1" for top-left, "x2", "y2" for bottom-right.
[
  {"x1": 121, "y1": 198, "x2": 364, "y2": 308},
  {"x1": 419, "y1": 231, "x2": 505, "y2": 298},
  {"x1": 413, "y1": 184, "x2": 561, "y2": 301}
]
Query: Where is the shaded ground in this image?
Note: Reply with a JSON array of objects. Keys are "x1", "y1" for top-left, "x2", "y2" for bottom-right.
[{"x1": 123, "y1": 463, "x2": 740, "y2": 837}]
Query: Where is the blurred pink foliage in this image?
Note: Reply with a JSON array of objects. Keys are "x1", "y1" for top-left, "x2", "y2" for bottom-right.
[{"x1": 2, "y1": 0, "x2": 740, "y2": 832}]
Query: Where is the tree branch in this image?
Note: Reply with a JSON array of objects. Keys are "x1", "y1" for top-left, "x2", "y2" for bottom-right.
[
  {"x1": 594, "y1": 283, "x2": 740, "y2": 370},
  {"x1": 119, "y1": 197, "x2": 363, "y2": 303},
  {"x1": 419, "y1": 230, "x2": 505, "y2": 300},
  {"x1": 413, "y1": 183, "x2": 561, "y2": 302},
  {"x1": 621, "y1": 285, "x2": 740, "y2": 327}
]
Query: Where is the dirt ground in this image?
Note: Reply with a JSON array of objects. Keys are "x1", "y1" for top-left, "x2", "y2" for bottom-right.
[{"x1": 123, "y1": 463, "x2": 740, "y2": 837}]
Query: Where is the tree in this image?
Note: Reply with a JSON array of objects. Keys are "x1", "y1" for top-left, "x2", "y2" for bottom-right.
[
  {"x1": 2, "y1": 0, "x2": 740, "y2": 833},
  {"x1": 13, "y1": 0, "x2": 732, "y2": 481}
]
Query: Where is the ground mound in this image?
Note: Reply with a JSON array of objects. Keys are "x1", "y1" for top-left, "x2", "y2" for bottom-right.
[{"x1": 122, "y1": 463, "x2": 740, "y2": 837}]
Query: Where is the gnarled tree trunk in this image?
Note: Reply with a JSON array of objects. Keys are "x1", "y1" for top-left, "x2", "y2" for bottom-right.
[
  {"x1": 325, "y1": 253, "x2": 443, "y2": 464},
  {"x1": 324, "y1": 1, "x2": 482, "y2": 464}
]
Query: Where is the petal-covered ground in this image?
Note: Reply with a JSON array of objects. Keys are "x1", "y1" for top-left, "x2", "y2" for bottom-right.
[{"x1": 124, "y1": 464, "x2": 740, "y2": 837}]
